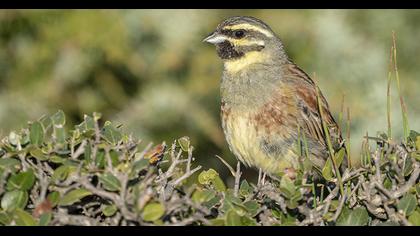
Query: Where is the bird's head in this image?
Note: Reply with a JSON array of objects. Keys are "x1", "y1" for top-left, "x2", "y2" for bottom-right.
[{"x1": 203, "y1": 16, "x2": 289, "y2": 72}]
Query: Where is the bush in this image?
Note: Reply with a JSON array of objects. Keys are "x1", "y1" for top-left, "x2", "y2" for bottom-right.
[{"x1": 0, "y1": 110, "x2": 419, "y2": 226}]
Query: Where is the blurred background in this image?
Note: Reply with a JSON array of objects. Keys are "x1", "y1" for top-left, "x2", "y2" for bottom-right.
[{"x1": 0, "y1": 9, "x2": 419, "y2": 181}]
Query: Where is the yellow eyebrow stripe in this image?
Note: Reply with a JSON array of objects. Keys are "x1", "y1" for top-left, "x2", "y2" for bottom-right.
[
  {"x1": 223, "y1": 24, "x2": 274, "y2": 37},
  {"x1": 230, "y1": 38, "x2": 265, "y2": 47}
]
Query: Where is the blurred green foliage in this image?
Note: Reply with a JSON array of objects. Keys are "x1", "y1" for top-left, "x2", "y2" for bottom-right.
[{"x1": 0, "y1": 10, "x2": 420, "y2": 180}]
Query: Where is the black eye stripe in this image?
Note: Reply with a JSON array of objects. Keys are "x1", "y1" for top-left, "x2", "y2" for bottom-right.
[
  {"x1": 221, "y1": 29, "x2": 249, "y2": 38},
  {"x1": 220, "y1": 28, "x2": 269, "y2": 40}
]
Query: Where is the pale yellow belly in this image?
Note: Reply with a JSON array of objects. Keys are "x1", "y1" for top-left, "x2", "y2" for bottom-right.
[{"x1": 222, "y1": 111, "x2": 299, "y2": 175}]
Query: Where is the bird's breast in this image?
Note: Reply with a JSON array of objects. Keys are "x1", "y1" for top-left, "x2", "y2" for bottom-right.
[{"x1": 221, "y1": 100, "x2": 300, "y2": 175}]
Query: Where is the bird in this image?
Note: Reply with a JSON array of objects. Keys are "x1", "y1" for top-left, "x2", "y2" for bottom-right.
[{"x1": 203, "y1": 16, "x2": 346, "y2": 180}]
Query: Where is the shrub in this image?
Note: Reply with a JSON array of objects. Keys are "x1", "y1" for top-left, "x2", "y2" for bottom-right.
[{"x1": 0, "y1": 110, "x2": 419, "y2": 226}]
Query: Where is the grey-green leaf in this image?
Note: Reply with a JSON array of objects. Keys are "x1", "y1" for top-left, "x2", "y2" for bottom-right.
[
  {"x1": 239, "y1": 180, "x2": 252, "y2": 197},
  {"x1": 58, "y1": 188, "x2": 92, "y2": 206},
  {"x1": 279, "y1": 175, "x2": 296, "y2": 198},
  {"x1": 0, "y1": 211, "x2": 12, "y2": 225},
  {"x1": 13, "y1": 208, "x2": 37, "y2": 226},
  {"x1": 6, "y1": 169, "x2": 36, "y2": 191},
  {"x1": 408, "y1": 210, "x2": 420, "y2": 226},
  {"x1": 142, "y1": 202, "x2": 165, "y2": 222},
  {"x1": 322, "y1": 158, "x2": 334, "y2": 181},
  {"x1": 38, "y1": 213, "x2": 52, "y2": 226},
  {"x1": 30, "y1": 121, "x2": 44, "y2": 146},
  {"x1": 103, "y1": 122, "x2": 122, "y2": 145},
  {"x1": 336, "y1": 207, "x2": 369, "y2": 226},
  {"x1": 397, "y1": 194, "x2": 417, "y2": 216},
  {"x1": 225, "y1": 209, "x2": 242, "y2": 226},
  {"x1": 47, "y1": 191, "x2": 60, "y2": 207},
  {"x1": 51, "y1": 110, "x2": 66, "y2": 126},
  {"x1": 98, "y1": 173, "x2": 121, "y2": 192},
  {"x1": 178, "y1": 136, "x2": 190, "y2": 151},
  {"x1": 1, "y1": 190, "x2": 28, "y2": 211},
  {"x1": 102, "y1": 204, "x2": 118, "y2": 217},
  {"x1": 0, "y1": 158, "x2": 21, "y2": 172}
]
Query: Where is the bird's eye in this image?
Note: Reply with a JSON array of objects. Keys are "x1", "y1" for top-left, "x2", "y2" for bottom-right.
[{"x1": 234, "y1": 30, "x2": 245, "y2": 38}]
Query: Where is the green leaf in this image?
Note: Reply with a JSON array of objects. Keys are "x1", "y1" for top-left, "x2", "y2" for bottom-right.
[
  {"x1": 322, "y1": 158, "x2": 334, "y2": 181},
  {"x1": 1, "y1": 190, "x2": 28, "y2": 211},
  {"x1": 397, "y1": 194, "x2": 417, "y2": 216},
  {"x1": 192, "y1": 189, "x2": 216, "y2": 204},
  {"x1": 52, "y1": 165, "x2": 76, "y2": 182},
  {"x1": 336, "y1": 207, "x2": 369, "y2": 226},
  {"x1": 29, "y1": 147, "x2": 48, "y2": 161},
  {"x1": 53, "y1": 126, "x2": 67, "y2": 145},
  {"x1": 210, "y1": 218, "x2": 225, "y2": 226},
  {"x1": 271, "y1": 208, "x2": 282, "y2": 219},
  {"x1": 240, "y1": 215, "x2": 258, "y2": 226},
  {"x1": 198, "y1": 168, "x2": 217, "y2": 185},
  {"x1": 334, "y1": 148, "x2": 346, "y2": 168},
  {"x1": 221, "y1": 192, "x2": 244, "y2": 213},
  {"x1": 50, "y1": 155, "x2": 66, "y2": 164},
  {"x1": 6, "y1": 169, "x2": 36, "y2": 191},
  {"x1": 8, "y1": 131, "x2": 20, "y2": 146},
  {"x1": 30, "y1": 121, "x2": 44, "y2": 146},
  {"x1": 13, "y1": 208, "x2": 37, "y2": 226},
  {"x1": 286, "y1": 199, "x2": 299, "y2": 209},
  {"x1": 323, "y1": 212, "x2": 335, "y2": 222},
  {"x1": 408, "y1": 210, "x2": 420, "y2": 226},
  {"x1": 98, "y1": 173, "x2": 121, "y2": 192},
  {"x1": 59, "y1": 188, "x2": 92, "y2": 206},
  {"x1": 0, "y1": 158, "x2": 21, "y2": 172},
  {"x1": 95, "y1": 151, "x2": 105, "y2": 168},
  {"x1": 239, "y1": 180, "x2": 252, "y2": 197},
  {"x1": 130, "y1": 159, "x2": 149, "y2": 177},
  {"x1": 279, "y1": 175, "x2": 296, "y2": 198},
  {"x1": 416, "y1": 136, "x2": 420, "y2": 151},
  {"x1": 0, "y1": 211, "x2": 12, "y2": 225},
  {"x1": 198, "y1": 169, "x2": 226, "y2": 192},
  {"x1": 75, "y1": 115, "x2": 95, "y2": 136},
  {"x1": 47, "y1": 191, "x2": 60, "y2": 207},
  {"x1": 38, "y1": 213, "x2": 52, "y2": 226},
  {"x1": 244, "y1": 200, "x2": 260, "y2": 216},
  {"x1": 142, "y1": 202, "x2": 165, "y2": 222},
  {"x1": 225, "y1": 209, "x2": 242, "y2": 226},
  {"x1": 203, "y1": 195, "x2": 222, "y2": 209},
  {"x1": 281, "y1": 214, "x2": 297, "y2": 225},
  {"x1": 383, "y1": 177, "x2": 392, "y2": 190},
  {"x1": 403, "y1": 158, "x2": 414, "y2": 176},
  {"x1": 102, "y1": 204, "x2": 118, "y2": 217},
  {"x1": 178, "y1": 136, "x2": 190, "y2": 151},
  {"x1": 408, "y1": 130, "x2": 420, "y2": 144},
  {"x1": 213, "y1": 176, "x2": 226, "y2": 192},
  {"x1": 51, "y1": 110, "x2": 66, "y2": 126},
  {"x1": 329, "y1": 200, "x2": 340, "y2": 212},
  {"x1": 103, "y1": 122, "x2": 122, "y2": 145}
]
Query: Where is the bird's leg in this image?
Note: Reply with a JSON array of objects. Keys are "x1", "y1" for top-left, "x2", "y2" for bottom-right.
[
  {"x1": 234, "y1": 162, "x2": 241, "y2": 197},
  {"x1": 262, "y1": 172, "x2": 267, "y2": 186},
  {"x1": 257, "y1": 168, "x2": 263, "y2": 188}
]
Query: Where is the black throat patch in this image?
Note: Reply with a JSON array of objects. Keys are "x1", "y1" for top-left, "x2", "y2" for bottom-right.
[{"x1": 216, "y1": 41, "x2": 244, "y2": 60}]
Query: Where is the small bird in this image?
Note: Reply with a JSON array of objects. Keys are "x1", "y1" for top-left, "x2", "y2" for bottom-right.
[{"x1": 204, "y1": 16, "x2": 346, "y2": 179}]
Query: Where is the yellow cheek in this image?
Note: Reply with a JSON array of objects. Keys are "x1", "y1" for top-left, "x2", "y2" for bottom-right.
[{"x1": 224, "y1": 51, "x2": 268, "y2": 73}]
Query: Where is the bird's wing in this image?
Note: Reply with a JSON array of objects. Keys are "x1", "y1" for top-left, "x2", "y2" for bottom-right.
[{"x1": 282, "y1": 63, "x2": 341, "y2": 149}]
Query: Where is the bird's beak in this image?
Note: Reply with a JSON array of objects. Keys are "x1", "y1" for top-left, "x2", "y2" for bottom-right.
[{"x1": 203, "y1": 32, "x2": 227, "y2": 44}]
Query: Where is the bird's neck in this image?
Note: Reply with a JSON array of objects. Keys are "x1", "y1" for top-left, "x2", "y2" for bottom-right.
[{"x1": 220, "y1": 64, "x2": 282, "y2": 110}]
